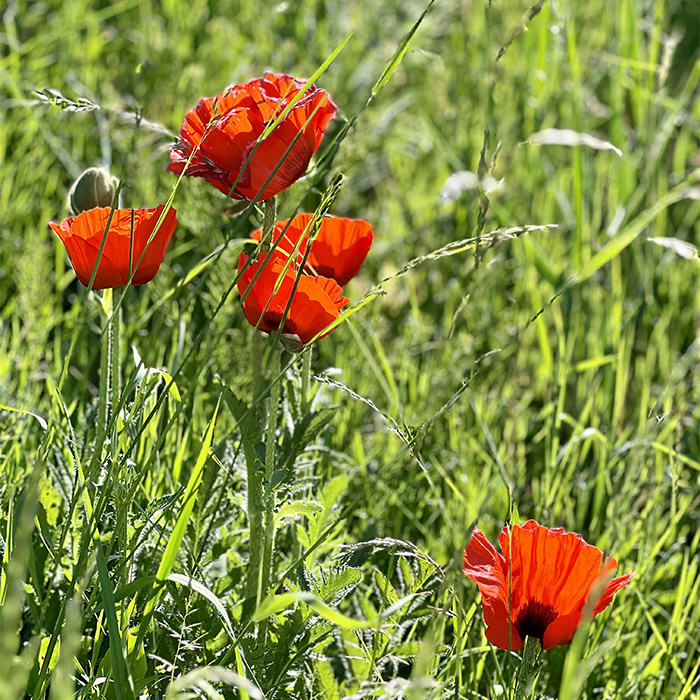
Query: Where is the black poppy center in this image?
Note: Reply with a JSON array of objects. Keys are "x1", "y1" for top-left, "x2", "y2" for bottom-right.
[{"x1": 515, "y1": 599, "x2": 557, "y2": 643}]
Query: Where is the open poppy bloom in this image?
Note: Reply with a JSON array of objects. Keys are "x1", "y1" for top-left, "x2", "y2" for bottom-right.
[
  {"x1": 251, "y1": 213, "x2": 373, "y2": 286},
  {"x1": 169, "y1": 73, "x2": 337, "y2": 202},
  {"x1": 237, "y1": 250, "x2": 348, "y2": 345},
  {"x1": 49, "y1": 205, "x2": 177, "y2": 290},
  {"x1": 463, "y1": 520, "x2": 633, "y2": 651}
]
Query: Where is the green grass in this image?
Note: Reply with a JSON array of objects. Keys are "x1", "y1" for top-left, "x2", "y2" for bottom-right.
[{"x1": 1, "y1": 0, "x2": 700, "y2": 698}]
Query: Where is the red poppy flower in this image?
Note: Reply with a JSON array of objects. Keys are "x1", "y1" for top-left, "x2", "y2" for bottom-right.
[
  {"x1": 463, "y1": 520, "x2": 633, "y2": 651},
  {"x1": 237, "y1": 250, "x2": 348, "y2": 344},
  {"x1": 251, "y1": 213, "x2": 373, "y2": 286},
  {"x1": 169, "y1": 73, "x2": 337, "y2": 202},
  {"x1": 49, "y1": 205, "x2": 177, "y2": 290}
]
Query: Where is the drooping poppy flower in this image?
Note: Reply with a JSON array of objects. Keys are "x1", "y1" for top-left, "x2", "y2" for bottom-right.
[
  {"x1": 237, "y1": 250, "x2": 348, "y2": 345},
  {"x1": 251, "y1": 213, "x2": 373, "y2": 286},
  {"x1": 170, "y1": 73, "x2": 337, "y2": 202},
  {"x1": 49, "y1": 205, "x2": 177, "y2": 290},
  {"x1": 463, "y1": 520, "x2": 633, "y2": 651}
]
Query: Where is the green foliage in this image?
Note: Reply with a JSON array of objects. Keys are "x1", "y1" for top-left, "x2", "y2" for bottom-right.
[{"x1": 2, "y1": 0, "x2": 700, "y2": 698}]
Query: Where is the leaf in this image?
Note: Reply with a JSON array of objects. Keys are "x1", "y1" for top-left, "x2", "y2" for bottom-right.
[
  {"x1": 274, "y1": 501, "x2": 323, "y2": 530},
  {"x1": 554, "y1": 179, "x2": 695, "y2": 299},
  {"x1": 0, "y1": 405, "x2": 47, "y2": 430},
  {"x1": 96, "y1": 543, "x2": 135, "y2": 700},
  {"x1": 279, "y1": 408, "x2": 336, "y2": 474},
  {"x1": 252, "y1": 590, "x2": 415, "y2": 629},
  {"x1": 136, "y1": 399, "x2": 220, "y2": 641},
  {"x1": 165, "y1": 667, "x2": 262, "y2": 700},
  {"x1": 132, "y1": 344, "x2": 181, "y2": 401},
  {"x1": 37, "y1": 637, "x2": 60, "y2": 676},
  {"x1": 167, "y1": 573, "x2": 234, "y2": 639},
  {"x1": 318, "y1": 568, "x2": 361, "y2": 603},
  {"x1": 524, "y1": 128, "x2": 623, "y2": 157},
  {"x1": 38, "y1": 476, "x2": 61, "y2": 528},
  {"x1": 496, "y1": 0, "x2": 547, "y2": 62},
  {"x1": 647, "y1": 236, "x2": 699, "y2": 260}
]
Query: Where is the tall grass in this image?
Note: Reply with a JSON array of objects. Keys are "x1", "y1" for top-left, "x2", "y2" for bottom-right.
[{"x1": 1, "y1": 0, "x2": 699, "y2": 698}]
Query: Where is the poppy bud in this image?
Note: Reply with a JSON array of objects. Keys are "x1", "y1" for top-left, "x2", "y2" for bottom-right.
[
  {"x1": 68, "y1": 167, "x2": 118, "y2": 214},
  {"x1": 280, "y1": 333, "x2": 303, "y2": 353}
]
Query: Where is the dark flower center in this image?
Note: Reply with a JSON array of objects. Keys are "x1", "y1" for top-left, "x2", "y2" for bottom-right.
[{"x1": 515, "y1": 599, "x2": 557, "y2": 643}]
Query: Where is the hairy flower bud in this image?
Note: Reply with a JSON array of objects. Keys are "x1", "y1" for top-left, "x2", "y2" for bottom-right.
[{"x1": 68, "y1": 167, "x2": 118, "y2": 214}]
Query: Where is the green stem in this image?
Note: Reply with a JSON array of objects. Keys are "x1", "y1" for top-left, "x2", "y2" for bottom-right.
[
  {"x1": 259, "y1": 197, "x2": 277, "y2": 253},
  {"x1": 259, "y1": 346, "x2": 282, "y2": 604},
  {"x1": 245, "y1": 197, "x2": 278, "y2": 613},
  {"x1": 109, "y1": 300, "x2": 121, "y2": 425},
  {"x1": 97, "y1": 288, "x2": 112, "y2": 440},
  {"x1": 513, "y1": 636, "x2": 543, "y2": 700},
  {"x1": 300, "y1": 346, "x2": 312, "y2": 415},
  {"x1": 245, "y1": 332, "x2": 265, "y2": 607}
]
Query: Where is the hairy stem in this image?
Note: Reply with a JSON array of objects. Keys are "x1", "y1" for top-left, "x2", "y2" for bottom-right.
[
  {"x1": 513, "y1": 636, "x2": 542, "y2": 700},
  {"x1": 259, "y1": 346, "x2": 282, "y2": 605},
  {"x1": 245, "y1": 331, "x2": 265, "y2": 607},
  {"x1": 300, "y1": 346, "x2": 312, "y2": 415},
  {"x1": 259, "y1": 196, "x2": 277, "y2": 253}
]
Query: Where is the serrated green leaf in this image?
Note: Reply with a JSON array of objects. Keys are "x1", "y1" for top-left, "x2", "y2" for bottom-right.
[
  {"x1": 136, "y1": 399, "x2": 220, "y2": 642},
  {"x1": 253, "y1": 590, "x2": 415, "y2": 630},
  {"x1": 167, "y1": 573, "x2": 234, "y2": 640},
  {"x1": 279, "y1": 408, "x2": 336, "y2": 474},
  {"x1": 274, "y1": 500, "x2": 323, "y2": 530}
]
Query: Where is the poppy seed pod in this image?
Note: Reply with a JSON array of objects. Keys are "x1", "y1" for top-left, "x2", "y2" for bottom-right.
[{"x1": 68, "y1": 167, "x2": 118, "y2": 215}]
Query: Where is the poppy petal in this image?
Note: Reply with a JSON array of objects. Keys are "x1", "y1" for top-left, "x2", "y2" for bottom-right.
[
  {"x1": 501, "y1": 520, "x2": 607, "y2": 618},
  {"x1": 170, "y1": 74, "x2": 337, "y2": 201},
  {"x1": 250, "y1": 213, "x2": 373, "y2": 286},
  {"x1": 465, "y1": 520, "x2": 633, "y2": 651},
  {"x1": 49, "y1": 205, "x2": 177, "y2": 290},
  {"x1": 542, "y1": 612, "x2": 582, "y2": 649},
  {"x1": 237, "y1": 250, "x2": 346, "y2": 344}
]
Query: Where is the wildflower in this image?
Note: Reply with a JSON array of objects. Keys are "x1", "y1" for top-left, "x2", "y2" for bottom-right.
[
  {"x1": 463, "y1": 519, "x2": 633, "y2": 651},
  {"x1": 49, "y1": 205, "x2": 177, "y2": 290},
  {"x1": 237, "y1": 249, "x2": 348, "y2": 346},
  {"x1": 251, "y1": 213, "x2": 374, "y2": 286},
  {"x1": 169, "y1": 73, "x2": 336, "y2": 201}
]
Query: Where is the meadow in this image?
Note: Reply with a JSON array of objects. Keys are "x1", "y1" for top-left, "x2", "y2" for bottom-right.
[{"x1": 1, "y1": 0, "x2": 699, "y2": 698}]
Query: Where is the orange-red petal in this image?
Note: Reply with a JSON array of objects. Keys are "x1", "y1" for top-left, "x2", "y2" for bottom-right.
[
  {"x1": 49, "y1": 205, "x2": 177, "y2": 289},
  {"x1": 464, "y1": 520, "x2": 633, "y2": 651},
  {"x1": 251, "y1": 213, "x2": 373, "y2": 285},
  {"x1": 237, "y1": 250, "x2": 348, "y2": 344},
  {"x1": 463, "y1": 529, "x2": 519, "y2": 650},
  {"x1": 170, "y1": 73, "x2": 337, "y2": 201}
]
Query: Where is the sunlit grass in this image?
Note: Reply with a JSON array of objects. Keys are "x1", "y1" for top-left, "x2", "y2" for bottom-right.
[{"x1": 1, "y1": 0, "x2": 699, "y2": 698}]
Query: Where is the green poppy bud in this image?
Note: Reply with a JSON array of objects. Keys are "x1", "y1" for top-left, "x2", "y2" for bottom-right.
[
  {"x1": 68, "y1": 167, "x2": 118, "y2": 214},
  {"x1": 280, "y1": 333, "x2": 303, "y2": 353}
]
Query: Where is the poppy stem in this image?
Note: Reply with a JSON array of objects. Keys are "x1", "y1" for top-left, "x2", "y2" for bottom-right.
[
  {"x1": 259, "y1": 346, "x2": 282, "y2": 600},
  {"x1": 513, "y1": 636, "x2": 543, "y2": 700},
  {"x1": 245, "y1": 331, "x2": 265, "y2": 608},
  {"x1": 96, "y1": 288, "x2": 112, "y2": 439},
  {"x1": 259, "y1": 197, "x2": 277, "y2": 253},
  {"x1": 109, "y1": 298, "x2": 121, "y2": 424},
  {"x1": 300, "y1": 346, "x2": 312, "y2": 414}
]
